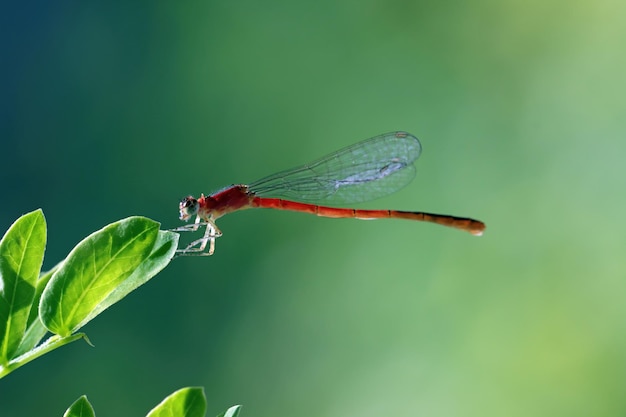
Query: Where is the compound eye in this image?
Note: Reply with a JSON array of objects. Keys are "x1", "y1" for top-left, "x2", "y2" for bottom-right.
[
  {"x1": 179, "y1": 196, "x2": 199, "y2": 220},
  {"x1": 179, "y1": 196, "x2": 197, "y2": 209}
]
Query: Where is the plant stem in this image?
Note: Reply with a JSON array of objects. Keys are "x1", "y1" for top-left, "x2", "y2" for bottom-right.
[{"x1": 0, "y1": 333, "x2": 89, "y2": 378}]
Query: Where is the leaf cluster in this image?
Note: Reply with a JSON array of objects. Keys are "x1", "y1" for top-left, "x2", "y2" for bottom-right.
[{"x1": 0, "y1": 210, "x2": 240, "y2": 416}]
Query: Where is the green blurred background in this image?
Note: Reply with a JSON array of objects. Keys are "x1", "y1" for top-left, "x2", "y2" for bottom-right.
[{"x1": 2, "y1": 0, "x2": 625, "y2": 416}]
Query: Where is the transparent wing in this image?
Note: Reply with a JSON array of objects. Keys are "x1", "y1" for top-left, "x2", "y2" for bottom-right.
[{"x1": 248, "y1": 131, "x2": 422, "y2": 205}]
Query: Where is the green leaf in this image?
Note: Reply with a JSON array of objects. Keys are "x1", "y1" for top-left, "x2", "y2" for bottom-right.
[
  {"x1": 89, "y1": 230, "x2": 178, "y2": 323},
  {"x1": 39, "y1": 217, "x2": 177, "y2": 336},
  {"x1": 14, "y1": 265, "x2": 59, "y2": 356},
  {"x1": 63, "y1": 395, "x2": 95, "y2": 417},
  {"x1": 146, "y1": 387, "x2": 207, "y2": 417},
  {"x1": 0, "y1": 209, "x2": 46, "y2": 363},
  {"x1": 217, "y1": 405, "x2": 242, "y2": 417}
]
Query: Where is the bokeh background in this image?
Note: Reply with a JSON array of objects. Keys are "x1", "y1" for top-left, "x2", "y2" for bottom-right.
[{"x1": 2, "y1": 0, "x2": 625, "y2": 416}]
